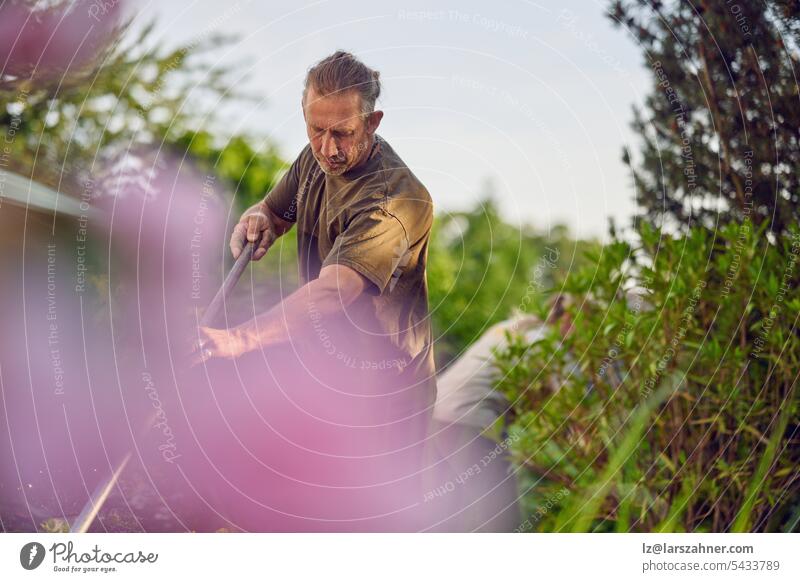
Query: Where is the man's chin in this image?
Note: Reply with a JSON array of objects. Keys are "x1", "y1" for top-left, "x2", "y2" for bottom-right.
[{"x1": 321, "y1": 162, "x2": 348, "y2": 176}]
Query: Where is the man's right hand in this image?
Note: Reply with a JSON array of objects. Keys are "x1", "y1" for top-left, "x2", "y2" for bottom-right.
[{"x1": 229, "y1": 200, "x2": 277, "y2": 261}]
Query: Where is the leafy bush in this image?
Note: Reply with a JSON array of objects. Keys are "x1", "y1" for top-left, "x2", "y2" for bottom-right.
[
  {"x1": 427, "y1": 198, "x2": 598, "y2": 368},
  {"x1": 494, "y1": 222, "x2": 800, "y2": 532}
]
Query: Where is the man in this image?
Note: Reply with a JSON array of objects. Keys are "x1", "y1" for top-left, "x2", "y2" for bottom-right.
[{"x1": 191, "y1": 52, "x2": 437, "y2": 529}]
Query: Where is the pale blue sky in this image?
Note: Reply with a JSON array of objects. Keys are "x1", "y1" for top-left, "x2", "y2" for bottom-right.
[{"x1": 135, "y1": 0, "x2": 652, "y2": 239}]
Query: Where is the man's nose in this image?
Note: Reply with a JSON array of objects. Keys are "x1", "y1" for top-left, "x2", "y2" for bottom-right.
[{"x1": 320, "y1": 133, "x2": 339, "y2": 158}]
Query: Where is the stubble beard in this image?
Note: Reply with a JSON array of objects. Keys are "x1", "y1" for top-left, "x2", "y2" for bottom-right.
[
  {"x1": 318, "y1": 158, "x2": 348, "y2": 176},
  {"x1": 315, "y1": 137, "x2": 372, "y2": 176}
]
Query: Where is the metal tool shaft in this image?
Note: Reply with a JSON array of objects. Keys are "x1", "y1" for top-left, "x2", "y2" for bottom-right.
[{"x1": 70, "y1": 238, "x2": 261, "y2": 533}]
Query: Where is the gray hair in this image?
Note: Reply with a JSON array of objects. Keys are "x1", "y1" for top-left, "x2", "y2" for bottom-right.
[{"x1": 302, "y1": 50, "x2": 381, "y2": 116}]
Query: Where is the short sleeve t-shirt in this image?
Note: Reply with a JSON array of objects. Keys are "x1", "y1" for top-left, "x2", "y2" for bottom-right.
[{"x1": 264, "y1": 135, "x2": 437, "y2": 411}]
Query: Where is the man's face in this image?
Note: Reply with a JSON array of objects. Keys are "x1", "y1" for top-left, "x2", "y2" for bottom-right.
[{"x1": 303, "y1": 86, "x2": 382, "y2": 176}]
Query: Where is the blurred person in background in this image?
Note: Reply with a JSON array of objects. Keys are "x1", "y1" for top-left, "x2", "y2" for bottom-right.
[{"x1": 431, "y1": 295, "x2": 581, "y2": 530}]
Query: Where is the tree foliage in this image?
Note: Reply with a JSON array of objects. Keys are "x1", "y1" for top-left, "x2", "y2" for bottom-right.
[
  {"x1": 171, "y1": 130, "x2": 286, "y2": 212},
  {"x1": 610, "y1": 1, "x2": 800, "y2": 236},
  {"x1": 495, "y1": 0, "x2": 800, "y2": 534},
  {"x1": 0, "y1": 4, "x2": 242, "y2": 196},
  {"x1": 426, "y1": 196, "x2": 598, "y2": 367}
]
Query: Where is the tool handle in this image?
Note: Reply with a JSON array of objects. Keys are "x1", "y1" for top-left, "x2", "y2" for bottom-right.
[
  {"x1": 70, "y1": 230, "x2": 270, "y2": 532},
  {"x1": 200, "y1": 233, "x2": 267, "y2": 327}
]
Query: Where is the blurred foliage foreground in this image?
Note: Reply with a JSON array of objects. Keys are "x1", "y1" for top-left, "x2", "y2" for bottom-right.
[{"x1": 495, "y1": 222, "x2": 800, "y2": 532}]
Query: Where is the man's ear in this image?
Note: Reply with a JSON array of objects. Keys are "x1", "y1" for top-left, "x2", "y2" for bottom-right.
[{"x1": 366, "y1": 110, "x2": 383, "y2": 133}]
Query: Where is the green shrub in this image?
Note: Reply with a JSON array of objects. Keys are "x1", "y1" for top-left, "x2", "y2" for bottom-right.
[{"x1": 494, "y1": 222, "x2": 800, "y2": 532}]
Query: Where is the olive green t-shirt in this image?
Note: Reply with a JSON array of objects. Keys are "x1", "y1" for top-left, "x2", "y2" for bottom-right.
[{"x1": 265, "y1": 134, "x2": 436, "y2": 413}]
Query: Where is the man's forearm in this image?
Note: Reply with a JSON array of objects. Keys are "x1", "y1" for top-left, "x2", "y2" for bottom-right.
[
  {"x1": 193, "y1": 264, "x2": 367, "y2": 362},
  {"x1": 233, "y1": 273, "x2": 359, "y2": 353}
]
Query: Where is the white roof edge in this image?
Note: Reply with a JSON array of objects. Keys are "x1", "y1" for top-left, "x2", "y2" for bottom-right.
[{"x1": 0, "y1": 170, "x2": 96, "y2": 219}]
